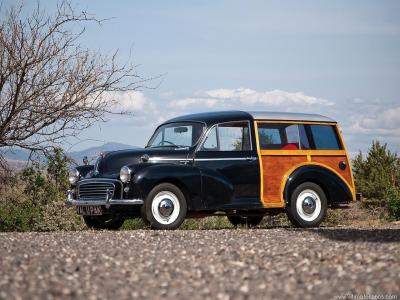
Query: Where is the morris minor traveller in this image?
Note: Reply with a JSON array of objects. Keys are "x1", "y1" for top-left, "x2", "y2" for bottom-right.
[{"x1": 66, "y1": 111, "x2": 355, "y2": 230}]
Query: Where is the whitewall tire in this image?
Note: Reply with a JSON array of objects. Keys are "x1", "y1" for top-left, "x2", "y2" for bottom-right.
[
  {"x1": 144, "y1": 183, "x2": 187, "y2": 230},
  {"x1": 286, "y1": 182, "x2": 327, "y2": 228}
]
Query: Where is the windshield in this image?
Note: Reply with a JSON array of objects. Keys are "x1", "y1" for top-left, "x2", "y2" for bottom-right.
[{"x1": 147, "y1": 122, "x2": 205, "y2": 148}]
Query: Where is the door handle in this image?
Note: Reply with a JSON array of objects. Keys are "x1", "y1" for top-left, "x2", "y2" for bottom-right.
[{"x1": 246, "y1": 157, "x2": 258, "y2": 161}]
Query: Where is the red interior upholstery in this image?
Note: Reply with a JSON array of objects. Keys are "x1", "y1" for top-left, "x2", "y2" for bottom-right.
[{"x1": 281, "y1": 143, "x2": 299, "y2": 150}]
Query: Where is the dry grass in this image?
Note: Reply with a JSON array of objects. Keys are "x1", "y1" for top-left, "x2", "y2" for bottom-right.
[
  {"x1": 121, "y1": 201, "x2": 391, "y2": 230},
  {"x1": 323, "y1": 201, "x2": 388, "y2": 228}
]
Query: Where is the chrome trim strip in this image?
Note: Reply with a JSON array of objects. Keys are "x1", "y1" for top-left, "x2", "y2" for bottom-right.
[
  {"x1": 66, "y1": 190, "x2": 143, "y2": 207},
  {"x1": 67, "y1": 199, "x2": 144, "y2": 206},
  {"x1": 194, "y1": 157, "x2": 258, "y2": 161},
  {"x1": 78, "y1": 178, "x2": 120, "y2": 183},
  {"x1": 149, "y1": 157, "x2": 190, "y2": 162}
]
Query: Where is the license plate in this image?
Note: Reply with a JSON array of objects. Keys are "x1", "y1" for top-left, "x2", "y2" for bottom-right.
[{"x1": 76, "y1": 206, "x2": 103, "y2": 216}]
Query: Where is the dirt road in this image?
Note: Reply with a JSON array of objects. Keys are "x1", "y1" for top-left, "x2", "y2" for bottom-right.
[{"x1": 1, "y1": 227, "x2": 399, "y2": 300}]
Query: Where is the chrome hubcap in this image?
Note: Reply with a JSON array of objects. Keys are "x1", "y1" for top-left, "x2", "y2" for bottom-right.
[
  {"x1": 158, "y1": 198, "x2": 174, "y2": 217},
  {"x1": 296, "y1": 189, "x2": 322, "y2": 222},
  {"x1": 151, "y1": 191, "x2": 181, "y2": 225},
  {"x1": 302, "y1": 196, "x2": 316, "y2": 214}
]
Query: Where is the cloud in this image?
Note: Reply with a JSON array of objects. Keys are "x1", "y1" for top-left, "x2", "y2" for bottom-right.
[
  {"x1": 347, "y1": 106, "x2": 400, "y2": 137},
  {"x1": 104, "y1": 91, "x2": 152, "y2": 112},
  {"x1": 206, "y1": 88, "x2": 333, "y2": 106},
  {"x1": 168, "y1": 98, "x2": 219, "y2": 109},
  {"x1": 358, "y1": 107, "x2": 400, "y2": 130},
  {"x1": 168, "y1": 88, "x2": 333, "y2": 110}
]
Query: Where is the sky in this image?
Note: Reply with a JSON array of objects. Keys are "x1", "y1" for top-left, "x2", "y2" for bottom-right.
[{"x1": 9, "y1": 0, "x2": 400, "y2": 155}]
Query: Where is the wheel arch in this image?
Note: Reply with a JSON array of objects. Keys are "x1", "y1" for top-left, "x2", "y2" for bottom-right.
[
  {"x1": 151, "y1": 177, "x2": 192, "y2": 209},
  {"x1": 133, "y1": 164, "x2": 202, "y2": 210},
  {"x1": 283, "y1": 164, "x2": 353, "y2": 206}
]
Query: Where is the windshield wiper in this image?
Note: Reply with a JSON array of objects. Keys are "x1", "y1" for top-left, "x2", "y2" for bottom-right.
[
  {"x1": 149, "y1": 145, "x2": 177, "y2": 148},
  {"x1": 149, "y1": 145, "x2": 190, "y2": 149},
  {"x1": 175, "y1": 146, "x2": 190, "y2": 150}
]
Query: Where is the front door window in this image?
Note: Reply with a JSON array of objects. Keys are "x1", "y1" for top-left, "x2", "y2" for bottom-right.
[{"x1": 200, "y1": 121, "x2": 251, "y2": 151}]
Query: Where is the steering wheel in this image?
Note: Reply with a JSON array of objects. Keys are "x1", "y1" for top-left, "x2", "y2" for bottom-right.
[{"x1": 158, "y1": 140, "x2": 176, "y2": 146}]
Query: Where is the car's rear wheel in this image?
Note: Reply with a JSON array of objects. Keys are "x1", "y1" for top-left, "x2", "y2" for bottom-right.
[
  {"x1": 144, "y1": 183, "x2": 187, "y2": 230},
  {"x1": 227, "y1": 215, "x2": 263, "y2": 227},
  {"x1": 83, "y1": 215, "x2": 124, "y2": 230},
  {"x1": 286, "y1": 182, "x2": 327, "y2": 228}
]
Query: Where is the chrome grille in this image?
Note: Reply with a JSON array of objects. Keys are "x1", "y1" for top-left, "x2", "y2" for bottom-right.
[{"x1": 78, "y1": 181, "x2": 115, "y2": 201}]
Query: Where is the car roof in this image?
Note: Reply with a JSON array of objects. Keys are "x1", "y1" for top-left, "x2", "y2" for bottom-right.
[
  {"x1": 247, "y1": 111, "x2": 336, "y2": 123},
  {"x1": 164, "y1": 110, "x2": 335, "y2": 125}
]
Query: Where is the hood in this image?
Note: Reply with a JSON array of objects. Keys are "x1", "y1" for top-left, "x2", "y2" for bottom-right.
[{"x1": 94, "y1": 147, "x2": 190, "y2": 177}]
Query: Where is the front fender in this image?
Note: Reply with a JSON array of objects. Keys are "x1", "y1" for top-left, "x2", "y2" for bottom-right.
[
  {"x1": 131, "y1": 163, "x2": 203, "y2": 210},
  {"x1": 284, "y1": 165, "x2": 353, "y2": 205}
]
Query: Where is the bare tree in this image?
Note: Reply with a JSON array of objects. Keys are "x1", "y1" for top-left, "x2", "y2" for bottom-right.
[{"x1": 0, "y1": 1, "x2": 149, "y2": 175}]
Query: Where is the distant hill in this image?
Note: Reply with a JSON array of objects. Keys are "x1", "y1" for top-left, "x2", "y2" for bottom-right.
[
  {"x1": 4, "y1": 159, "x2": 29, "y2": 171},
  {"x1": 0, "y1": 148, "x2": 32, "y2": 161},
  {"x1": 1, "y1": 142, "x2": 140, "y2": 166}
]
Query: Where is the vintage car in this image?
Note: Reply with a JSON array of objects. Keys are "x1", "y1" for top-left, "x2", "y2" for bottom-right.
[{"x1": 66, "y1": 111, "x2": 355, "y2": 230}]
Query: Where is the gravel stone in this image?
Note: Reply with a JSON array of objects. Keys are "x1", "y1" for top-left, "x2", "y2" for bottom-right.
[{"x1": 0, "y1": 227, "x2": 399, "y2": 300}]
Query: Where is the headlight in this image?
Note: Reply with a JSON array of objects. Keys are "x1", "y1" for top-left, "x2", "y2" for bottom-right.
[
  {"x1": 68, "y1": 168, "x2": 80, "y2": 185},
  {"x1": 120, "y1": 166, "x2": 131, "y2": 183}
]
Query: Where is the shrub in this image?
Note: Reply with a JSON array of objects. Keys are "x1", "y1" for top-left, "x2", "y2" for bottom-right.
[
  {"x1": 33, "y1": 201, "x2": 85, "y2": 231},
  {"x1": 0, "y1": 148, "x2": 84, "y2": 231},
  {"x1": 0, "y1": 185, "x2": 39, "y2": 231},
  {"x1": 352, "y1": 141, "x2": 400, "y2": 207},
  {"x1": 387, "y1": 188, "x2": 400, "y2": 221}
]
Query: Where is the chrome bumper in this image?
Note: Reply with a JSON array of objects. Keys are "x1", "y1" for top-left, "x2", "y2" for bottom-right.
[{"x1": 65, "y1": 190, "x2": 143, "y2": 209}]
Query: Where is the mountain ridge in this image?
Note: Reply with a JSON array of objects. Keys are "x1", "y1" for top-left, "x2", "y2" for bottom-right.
[{"x1": 1, "y1": 142, "x2": 140, "y2": 164}]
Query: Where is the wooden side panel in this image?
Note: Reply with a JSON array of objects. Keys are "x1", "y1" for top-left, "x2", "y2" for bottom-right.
[
  {"x1": 311, "y1": 155, "x2": 353, "y2": 187},
  {"x1": 262, "y1": 155, "x2": 307, "y2": 206}
]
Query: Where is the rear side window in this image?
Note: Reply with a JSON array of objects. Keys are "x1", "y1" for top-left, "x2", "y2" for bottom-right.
[
  {"x1": 257, "y1": 124, "x2": 310, "y2": 150},
  {"x1": 258, "y1": 127, "x2": 281, "y2": 145},
  {"x1": 257, "y1": 123, "x2": 341, "y2": 150},
  {"x1": 308, "y1": 125, "x2": 342, "y2": 150}
]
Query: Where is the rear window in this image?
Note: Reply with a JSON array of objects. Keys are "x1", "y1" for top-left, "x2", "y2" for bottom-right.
[
  {"x1": 309, "y1": 125, "x2": 341, "y2": 150},
  {"x1": 257, "y1": 123, "x2": 342, "y2": 150}
]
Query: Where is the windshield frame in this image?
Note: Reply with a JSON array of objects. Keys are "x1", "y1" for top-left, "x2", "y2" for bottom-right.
[{"x1": 146, "y1": 121, "x2": 207, "y2": 149}]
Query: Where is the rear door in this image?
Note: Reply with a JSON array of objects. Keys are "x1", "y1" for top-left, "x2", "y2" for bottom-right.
[{"x1": 194, "y1": 121, "x2": 261, "y2": 210}]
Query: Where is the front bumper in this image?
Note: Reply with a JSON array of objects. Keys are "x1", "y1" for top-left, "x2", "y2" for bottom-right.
[{"x1": 65, "y1": 190, "x2": 143, "y2": 209}]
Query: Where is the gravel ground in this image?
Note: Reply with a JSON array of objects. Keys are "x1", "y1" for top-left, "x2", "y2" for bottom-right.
[{"x1": 0, "y1": 227, "x2": 399, "y2": 300}]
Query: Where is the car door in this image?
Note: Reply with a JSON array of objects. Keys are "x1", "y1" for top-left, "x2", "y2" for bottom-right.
[{"x1": 193, "y1": 121, "x2": 261, "y2": 210}]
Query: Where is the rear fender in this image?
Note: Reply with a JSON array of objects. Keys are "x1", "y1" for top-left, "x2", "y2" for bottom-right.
[{"x1": 284, "y1": 165, "x2": 353, "y2": 206}]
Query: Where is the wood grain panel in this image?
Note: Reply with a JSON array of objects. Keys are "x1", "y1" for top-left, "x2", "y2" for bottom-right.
[
  {"x1": 311, "y1": 155, "x2": 353, "y2": 187},
  {"x1": 262, "y1": 155, "x2": 307, "y2": 205}
]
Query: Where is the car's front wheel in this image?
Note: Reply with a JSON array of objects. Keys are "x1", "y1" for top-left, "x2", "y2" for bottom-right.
[
  {"x1": 144, "y1": 183, "x2": 187, "y2": 230},
  {"x1": 83, "y1": 215, "x2": 124, "y2": 230},
  {"x1": 286, "y1": 182, "x2": 327, "y2": 228}
]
